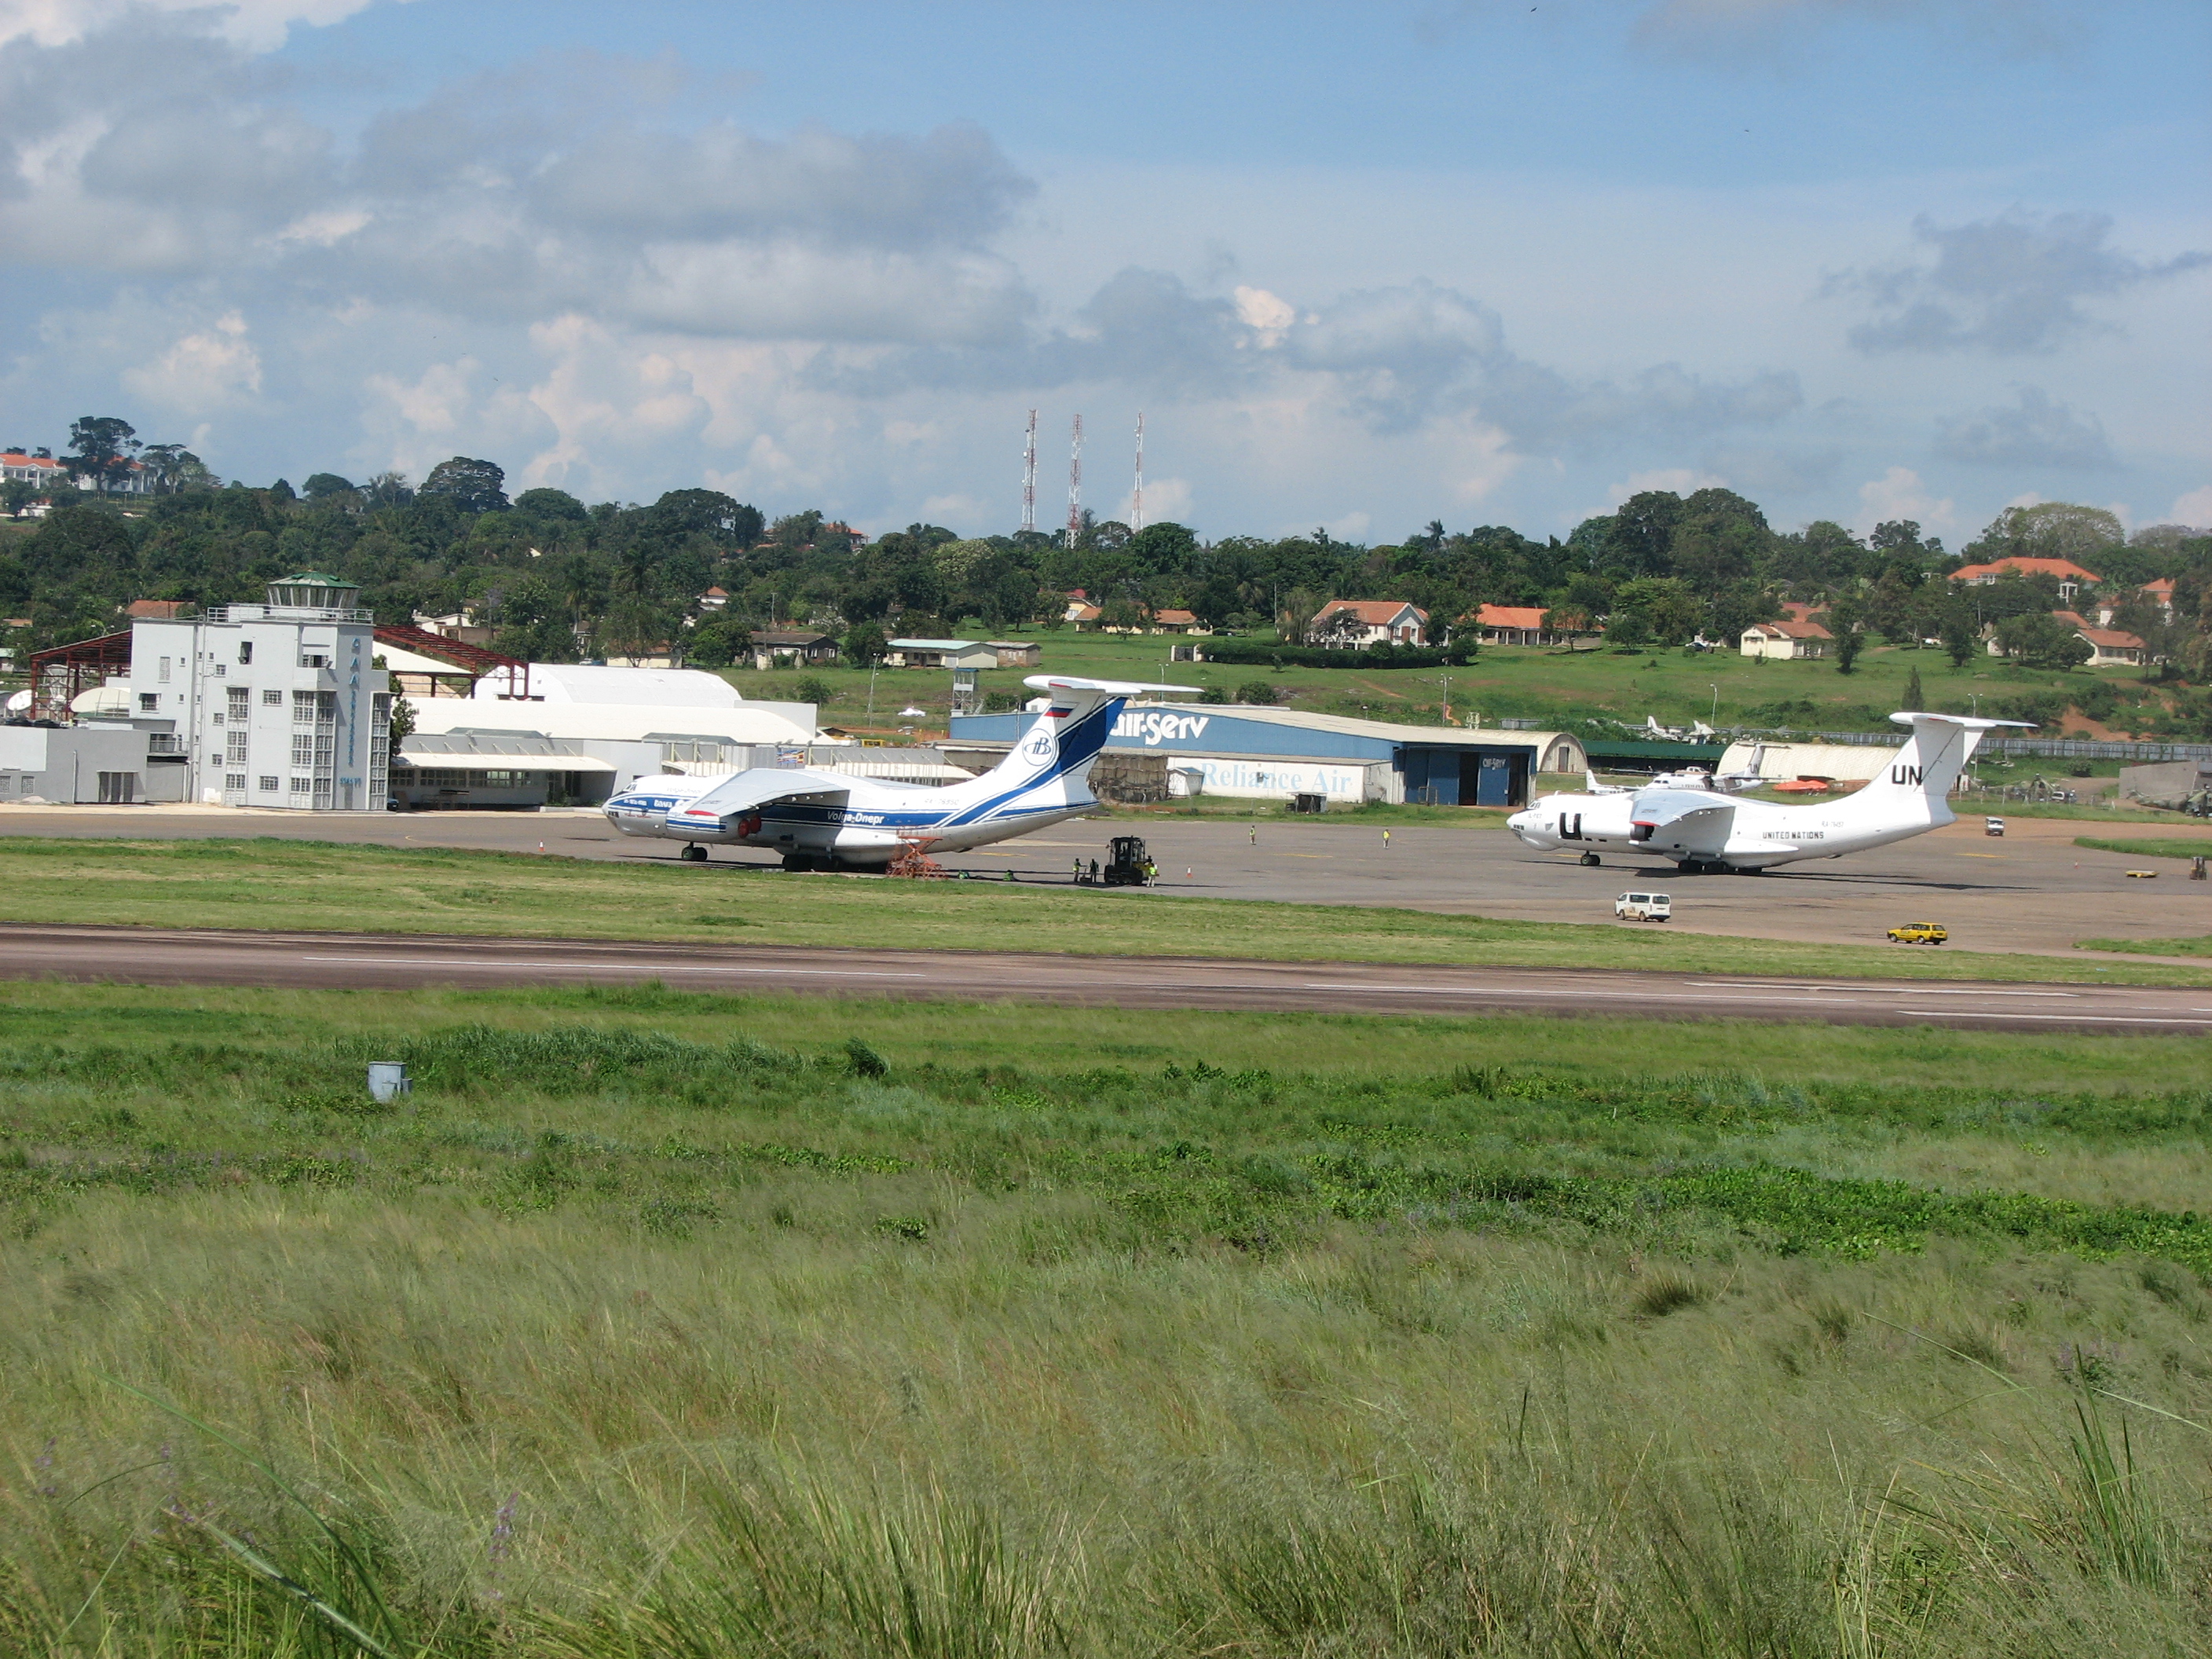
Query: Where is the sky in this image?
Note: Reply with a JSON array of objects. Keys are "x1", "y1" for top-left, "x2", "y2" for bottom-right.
[{"x1": 1, "y1": 0, "x2": 2207, "y2": 548}]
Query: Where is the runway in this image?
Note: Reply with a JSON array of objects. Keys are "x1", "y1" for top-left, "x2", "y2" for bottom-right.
[
  {"x1": 5, "y1": 805, "x2": 2209, "y2": 959},
  {"x1": 4, "y1": 922, "x2": 2208, "y2": 1033}
]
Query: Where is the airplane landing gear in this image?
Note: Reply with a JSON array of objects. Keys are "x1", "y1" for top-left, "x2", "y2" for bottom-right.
[
  {"x1": 680, "y1": 844, "x2": 708, "y2": 862},
  {"x1": 1578, "y1": 851, "x2": 1601, "y2": 866}
]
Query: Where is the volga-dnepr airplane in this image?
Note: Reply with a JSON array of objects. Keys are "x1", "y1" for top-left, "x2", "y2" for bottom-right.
[
  {"x1": 1507, "y1": 712, "x2": 2030, "y2": 873},
  {"x1": 604, "y1": 675, "x2": 1197, "y2": 867}
]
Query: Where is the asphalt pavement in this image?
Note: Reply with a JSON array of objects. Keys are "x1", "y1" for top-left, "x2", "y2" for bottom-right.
[
  {"x1": 4, "y1": 804, "x2": 2210, "y2": 959},
  {"x1": 3, "y1": 921, "x2": 2208, "y2": 1033}
]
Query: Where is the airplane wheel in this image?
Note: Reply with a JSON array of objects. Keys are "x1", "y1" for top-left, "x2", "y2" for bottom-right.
[
  {"x1": 681, "y1": 844, "x2": 708, "y2": 862},
  {"x1": 1579, "y1": 851, "x2": 1600, "y2": 866}
]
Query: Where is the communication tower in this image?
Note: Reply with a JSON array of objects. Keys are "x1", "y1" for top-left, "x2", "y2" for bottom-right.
[
  {"x1": 1020, "y1": 409, "x2": 1038, "y2": 534},
  {"x1": 1065, "y1": 413, "x2": 1084, "y2": 549},
  {"x1": 1131, "y1": 412, "x2": 1145, "y2": 532}
]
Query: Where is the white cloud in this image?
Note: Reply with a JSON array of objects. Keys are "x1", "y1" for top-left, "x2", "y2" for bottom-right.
[
  {"x1": 2170, "y1": 486, "x2": 2212, "y2": 528},
  {"x1": 121, "y1": 311, "x2": 263, "y2": 409},
  {"x1": 1855, "y1": 466, "x2": 1954, "y2": 535},
  {"x1": 1232, "y1": 284, "x2": 1294, "y2": 343},
  {"x1": 0, "y1": 1, "x2": 378, "y2": 53},
  {"x1": 1125, "y1": 475, "x2": 1192, "y2": 526}
]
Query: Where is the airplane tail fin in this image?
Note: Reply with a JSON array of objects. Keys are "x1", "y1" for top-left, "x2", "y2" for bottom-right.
[
  {"x1": 1833, "y1": 712, "x2": 2033, "y2": 827},
  {"x1": 936, "y1": 676, "x2": 1201, "y2": 818}
]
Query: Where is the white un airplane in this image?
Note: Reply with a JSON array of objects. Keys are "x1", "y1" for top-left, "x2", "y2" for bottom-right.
[
  {"x1": 604, "y1": 674, "x2": 1198, "y2": 868},
  {"x1": 1507, "y1": 712, "x2": 2031, "y2": 874}
]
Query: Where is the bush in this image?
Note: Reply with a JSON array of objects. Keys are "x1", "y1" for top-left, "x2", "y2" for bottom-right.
[
  {"x1": 794, "y1": 676, "x2": 834, "y2": 706},
  {"x1": 1233, "y1": 681, "x2": 1279, "y2": 706}
]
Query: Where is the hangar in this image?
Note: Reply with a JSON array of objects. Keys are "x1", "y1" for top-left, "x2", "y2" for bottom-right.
[{"x1": 947, "y1": 702, "x2": 1584, "y2": 807}]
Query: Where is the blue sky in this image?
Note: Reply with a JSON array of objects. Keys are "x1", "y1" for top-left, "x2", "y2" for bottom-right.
[{"x1": 2, "y1": 1, "x2": 2206, "y2": 547}]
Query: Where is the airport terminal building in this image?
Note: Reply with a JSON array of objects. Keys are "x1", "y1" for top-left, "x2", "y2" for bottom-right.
[{"x1": 947, "y1": 703, "x2": 1584, "y2": 807}]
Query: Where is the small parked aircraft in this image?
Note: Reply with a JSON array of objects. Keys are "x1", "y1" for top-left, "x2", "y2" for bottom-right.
[
  {"x1": 603, "y1": 675, "x2": 1198, "y2": 868},
  {"x1": 1509, "y1": 712, "x2": 2030, "y2": 873}
]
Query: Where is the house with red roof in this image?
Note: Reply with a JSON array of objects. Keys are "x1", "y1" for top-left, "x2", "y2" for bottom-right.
[
  {"x1": 1947, "y1": 556, "x2": 2101, "y2": 601},
  {"x1": 1739, "y1": 619, "x2": 1833, "y2": 660},
  {"x1": 1307, "y1": 599, "x2": 1426, "y2": 647},
  {"x1": 1471, "y1": 603, "x2": 1595, "y2": 647}
]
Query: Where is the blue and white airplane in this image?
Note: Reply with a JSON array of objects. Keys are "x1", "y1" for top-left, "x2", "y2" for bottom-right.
[{"x1": 603, "y1": 674, "x2": 1198, "y2": 867}]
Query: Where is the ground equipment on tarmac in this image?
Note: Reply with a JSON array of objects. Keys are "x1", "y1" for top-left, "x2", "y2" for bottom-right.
[
  {"x1": 1886, "y1": 921, "x2": 1949, "y2": 944},
  {"x1": 1614, "y1": 892, "x2": 1672, "y2": 921},
  {"x1": 1102, "y1": 836, "x2": 1152, "y2": 886},
  {"x1": 1985, "y1": 817, "x2": 2005, "y2": 836}
]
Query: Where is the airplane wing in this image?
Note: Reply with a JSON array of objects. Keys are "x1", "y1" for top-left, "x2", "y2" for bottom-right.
[
  {"x1": 1628, "y1": 789, "x2": 1735, "y2": 855},
  {"x1": 663, "y1": 767, "x2": 852, "y2": 831}
]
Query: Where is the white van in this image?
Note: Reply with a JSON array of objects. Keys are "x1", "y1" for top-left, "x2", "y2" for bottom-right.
[{"x1": 1616, "y1": 891, "x2": 1672, "y2": 921}]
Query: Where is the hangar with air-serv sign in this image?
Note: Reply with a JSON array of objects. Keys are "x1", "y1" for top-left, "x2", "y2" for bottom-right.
[{"x1": 947, "y1": 702, "x2": 1584, "y2": 807}]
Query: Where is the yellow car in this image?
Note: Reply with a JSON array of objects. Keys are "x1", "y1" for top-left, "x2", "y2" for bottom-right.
[{"x1": 1886, "y1": 921, "x2": 1948, "y2": 945}]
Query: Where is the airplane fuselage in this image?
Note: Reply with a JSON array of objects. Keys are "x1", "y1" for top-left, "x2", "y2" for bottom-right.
[
  {"x1": 605, "y1": 776, "x2": 1090, "y2": 862},
  {"x1": 1507, "y1": 786, "x2": 1948, "y2": 870}
]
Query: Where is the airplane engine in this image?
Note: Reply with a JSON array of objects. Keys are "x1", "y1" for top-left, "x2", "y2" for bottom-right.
[{"x1": 828, "y1": 826, "x2": 912, "y2": 866}]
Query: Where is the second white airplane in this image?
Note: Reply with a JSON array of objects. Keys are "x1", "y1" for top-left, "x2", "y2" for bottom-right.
[
  {"x1": 1507, "y1": 712, "x2": 2029, "y2": 873},
  {"x1": 603, "y1": 674, "x2": 1197, "y2": 868}
]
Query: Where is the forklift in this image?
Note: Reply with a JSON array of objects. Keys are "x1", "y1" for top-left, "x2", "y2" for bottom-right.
[{"x1": 1101, "y1": 835, "x2": 1152, "y2": 886}]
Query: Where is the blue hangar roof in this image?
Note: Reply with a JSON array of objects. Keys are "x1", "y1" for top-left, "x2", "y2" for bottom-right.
[{"x1": 950, "y1": 704, "x2": 1587, "y2": 768}]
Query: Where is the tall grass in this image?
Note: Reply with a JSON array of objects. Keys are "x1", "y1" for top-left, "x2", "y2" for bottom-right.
[{"x1": 3, "y1": 989, "x2": 2210, "y2": 1653}]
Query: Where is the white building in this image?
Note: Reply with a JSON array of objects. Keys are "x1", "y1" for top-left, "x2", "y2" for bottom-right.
[
  {"x1": 1738, "y1": 620, "x2": 1833, "y2": 660},
  {"x1": 1306, "y1": 600, "x2": 1428, "y2": 647},
  {"x1": 128, "y1": 573, "x2": 390, "y2": 809}
]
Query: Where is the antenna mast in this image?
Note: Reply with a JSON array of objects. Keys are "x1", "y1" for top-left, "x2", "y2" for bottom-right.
[
  {"x1": 1131, "y1": 412, "x2": 1145, "y2": 532},
  {"x1": 1020, "y1": 409, "x2": 1038, "y2": 533},
  {"x1": 1065, "y1": 413, "x2": 1083, "y2": 549}
]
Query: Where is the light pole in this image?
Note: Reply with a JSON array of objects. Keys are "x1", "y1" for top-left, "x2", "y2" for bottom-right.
[
  {"x1": 866, "y1": 664, "x2": 880, "y2": 727},
  {"x1": 1709, "y1": 683, "x2": 1719, "y2": 729}
]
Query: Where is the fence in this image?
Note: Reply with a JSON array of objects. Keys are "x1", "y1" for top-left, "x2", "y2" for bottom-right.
[{"x1": 1795, "y1": 731, "x2": 2212, "y2": 764}]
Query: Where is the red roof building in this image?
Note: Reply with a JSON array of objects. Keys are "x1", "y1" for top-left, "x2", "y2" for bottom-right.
[
  {"x1": 1949, "y1": 556, "x2": 2101, "y2": 599},
  {"x1": 1472, "y1": 604, "x2": 1593, "y2": 646},
  {"x1": 1307, "y1": 599, "x2": 1426, "y2": 646}
]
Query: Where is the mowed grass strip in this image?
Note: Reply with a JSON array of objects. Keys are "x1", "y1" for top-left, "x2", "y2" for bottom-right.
[
  {"x1": 2075, "y1": 834, "x2": 2212, "y2": 860},
  {"x1": 5, "y1": 835, "x2": 2212, "y2": 987}
]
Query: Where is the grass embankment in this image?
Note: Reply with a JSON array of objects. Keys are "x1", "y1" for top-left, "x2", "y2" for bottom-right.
[
  {"x1": 733, "y1": 626, "x2": 2165, "y2": 740},
  {"x1": 4, "y1": 980, "x2": 2212, "y2": 1654},
  {"x1": 7, "y1": 836, "x2": 2212, "y2": 987},
  {"x1": 2073, "y1": 837, "x2": 2212, "y2": 955}
]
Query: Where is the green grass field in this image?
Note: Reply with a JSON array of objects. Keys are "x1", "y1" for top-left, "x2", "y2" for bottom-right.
[
  {"x1": 724, "y1": 625, "x2": 2164, "y2": 742},
  {"x1": 6, "y1": 835, "x2": 2212, "y2": 986},
  {"x1": 4, "y1": 980, "x2": 2210, "y2": 1654}
]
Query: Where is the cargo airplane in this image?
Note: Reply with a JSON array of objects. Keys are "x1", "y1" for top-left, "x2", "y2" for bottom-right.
[
  {"x1": 1507, "y1": 712, "x2": 2030, "y2": 873},
  {"x1": 603, "y1": 675, "x2": 1198, "y2": 868}
]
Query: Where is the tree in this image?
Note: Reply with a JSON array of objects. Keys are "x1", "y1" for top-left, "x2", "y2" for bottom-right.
[
  {"x1": 1991, "y1": 612, "x2": 2091, "y2": 669},
  {"x1": 1903, "y1": 665, "x2": 1924, "y2": 712},
  {"x1": 794, "y1": 675, "x2": 833, "y2": 707},
  {"x1": 684, "y1": 618, "x2": 751, "y2": 668},
  {"x1": 513, "y1": 487, "x2": 589, "y2": 522},
  {"x1": 302, "y1": 473, "x2": 357, "y2": 501},
  {"x1": 1829, "y1": 595, "x2": 1865, "y2": 675},
  {"x1": 647, "y1": 489, "x2": 758, "y2": 546},
  {"x1": 419, "y1": 457, "x2": 507, "y2": 514},
  {"x1": 389, "y1": 695, "x2": 416, "y2": 742},
  {"x1": 843, "y1": 622, "x2": 887, "y2": 665},
  {"x1": 268, "y1": 478, "x2": 296, "y2": 503},
  {"x1": 1968, "y1": 502, "x2": 2124, "y2": 566},
  {"x1": 1234, "y1": 680, "x2": 1279, "y2": 705},
  {"x1": 1, "y1": 479, "x2": 35, "y2": 518},
  {"x1": 142, "y1": 444, "x2": 213, "y2": 495},
  {"x1": 63, "y1": 416, "x2": 139, "y2": 493},
  {"x1": 1602, "y1": 491, "x2": 1683, "y2": 578},
  {"x1": 1607, "y1": 577, "x2": 1703, "y2": 646},
  {"x1": 1936, "y1": 600, "x2": 1979, "y2": 668}
]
